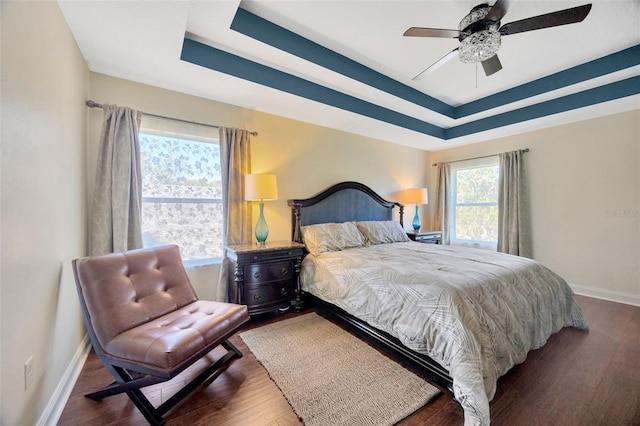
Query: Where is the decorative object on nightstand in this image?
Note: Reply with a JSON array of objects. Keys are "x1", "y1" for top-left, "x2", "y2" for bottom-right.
[
  {"x1": 407, "y1": 230, "x2": 442, "y2": 244},
  {"x1": 225, "y1": 241, "x2": 306, "y2": 315},
  {"x1": 398, "y1": 187, "x2": 429, "y2": 231},
  {"x1": 245, "y1": 173, "x2": 278, "y2": 246}
]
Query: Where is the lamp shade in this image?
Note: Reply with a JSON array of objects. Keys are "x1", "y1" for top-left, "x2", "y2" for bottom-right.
[
  {"x1": 398, "y1": 188, "x2": 428, "y2": 205},
  {"x1": 245, "y1": 174, "x2": 278, "y2": 201}
]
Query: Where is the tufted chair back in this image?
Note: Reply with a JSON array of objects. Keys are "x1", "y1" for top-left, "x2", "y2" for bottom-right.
[{"x1": 74, "y1": 245, "x2": 198, "y2": 352}]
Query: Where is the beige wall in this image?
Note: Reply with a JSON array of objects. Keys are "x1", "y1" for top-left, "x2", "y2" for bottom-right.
[
  {"x1": 2, "y1": 2, "x2": 637, "y2": 424},
  {"x1": 428, "y1": 110, "x2": 640, "y2": 303},
  {"x1": 87, "y1": 73, "x2": 429, "y2": 299},
  {"x1": 1, "y1": 1, "x2": 89, "y2": 424}
]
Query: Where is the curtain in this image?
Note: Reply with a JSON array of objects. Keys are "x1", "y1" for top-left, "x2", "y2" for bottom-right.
[
  {"x1": 90, "y1": 105, "x2": 143, "y2": 255},
  {"x1": 498, "y1": 149, "x2": 532, "y2": 257},
  {"x1": 216, "y1": 127, "x2": 252, "y2": 302},
  {"x1": 433, "y1": 162, "x2": 452, "y2": 245}
]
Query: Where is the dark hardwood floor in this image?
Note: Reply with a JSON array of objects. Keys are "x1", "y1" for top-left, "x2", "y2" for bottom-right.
[{"x1": 58, "y1": 295, "x2": 640, "y2": 425}]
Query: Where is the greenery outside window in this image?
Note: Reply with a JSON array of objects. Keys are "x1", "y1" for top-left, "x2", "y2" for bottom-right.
[
  {"x1": 139, "y1": 115, "x2": 223, "y2": 263},
  {"x1": 450, "y1": 156, "x2": 499, "y2": 249}
]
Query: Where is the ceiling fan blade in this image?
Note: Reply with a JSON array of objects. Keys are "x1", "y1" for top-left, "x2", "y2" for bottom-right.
[
  {"x1": 403, "y1": 27, "x2": 460, "y2": 38},
  {"x1": 485, "y1": 0, "x2": 510, "y2": 22},
  {"x1": 500, "y1": 4, "x2": 592, "y2": 36},
  {"x1": 481, "y1": 54, "x2": 502, "y2": 76},
  {"x1": 412, "y1": 48, "x2": 459, "y2": 81}
]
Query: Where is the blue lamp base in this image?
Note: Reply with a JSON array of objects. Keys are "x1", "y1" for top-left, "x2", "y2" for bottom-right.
[
  {"x1": 255, "y1": 202, "x2": 269, "y2": 246},
  {"x1": 412, "y1": 205, "x2": 421, "y2": 231}
]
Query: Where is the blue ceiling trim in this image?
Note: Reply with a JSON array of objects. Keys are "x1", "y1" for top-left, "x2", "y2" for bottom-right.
[
  {"x1": 230, "y1": 8, "x2": 455, "y2": 117},
  {"x1": 456, "y1": 44, "x2": 640, "y2": 118},
  {"x1": 180, "y1": 38, "x2": 446, "y2": 139},
  {"x1": 446, "y1": 76, "x2": 640, "y2": 138},
  {"x1": 181, "y1": 36, "x2": 639, "y2": 141},
  {"x1": 230, "y1": 8, "x2": 640, "y2": 122}
]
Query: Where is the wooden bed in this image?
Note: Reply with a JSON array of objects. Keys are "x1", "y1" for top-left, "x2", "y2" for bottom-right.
[
  {"x1": 287, "y1": 181, "x2": 454, "y2": 390},
  {"x1": 287, "y1": 180, "x2": 588, "y2": 426}
]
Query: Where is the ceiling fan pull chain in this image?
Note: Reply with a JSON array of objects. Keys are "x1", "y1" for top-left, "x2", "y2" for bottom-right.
[{"x1": 475, "y1": 61, "x2": 478, "y2": 89}]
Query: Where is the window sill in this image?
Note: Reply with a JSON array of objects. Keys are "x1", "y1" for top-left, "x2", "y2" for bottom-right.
[{"x1": 183, "y1": 257, "x2": 222, "y2": 268}]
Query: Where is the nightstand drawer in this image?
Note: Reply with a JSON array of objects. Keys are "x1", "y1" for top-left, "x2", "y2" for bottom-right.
[
  {"x1": 244, "y1": 282, "x2": 293, "y2": 307},
  {"x1": 415, "y1": 234, "x2": 440, "y2": 243},
  {"x1": 238, "y1": 248, "x2": 304, "y2": 263},
  {"x1": 225, "y1": 241, "x2": 305, "y2": 315},
  {"x1": 244, "y1": 260, "x2": 293, "y2": 284},
  {"x1": 407, "y1": 231, "x2": 442, "y2": 244}
]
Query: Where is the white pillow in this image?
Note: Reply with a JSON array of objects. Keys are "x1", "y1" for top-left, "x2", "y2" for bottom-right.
[
  {"x1": 301, "y1": 222, "x2": 365, "y2": 256},
  {"x1": 356, "y1": 221, "x2": 410, "y2": 245}
]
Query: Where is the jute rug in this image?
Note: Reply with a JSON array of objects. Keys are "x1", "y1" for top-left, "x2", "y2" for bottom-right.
[{"x1": 239, "y1": 313, "x2": 440, "y2": 426}]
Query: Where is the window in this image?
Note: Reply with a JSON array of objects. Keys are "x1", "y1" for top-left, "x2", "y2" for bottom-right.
[
  {"x1": 139, "y1": 115, "x2": 223, "y2": 263},
  {"x1": 450, "y1": 156, "x2": 499, "y2": 249}
]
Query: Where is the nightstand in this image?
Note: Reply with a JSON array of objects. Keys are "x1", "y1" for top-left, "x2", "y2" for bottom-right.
[
  {"x1": 225, "y1": 241, "x2": 305, "y2": 315},
  {"x1": 407, "y1": 230, "x2": 442, "y2": 244}
]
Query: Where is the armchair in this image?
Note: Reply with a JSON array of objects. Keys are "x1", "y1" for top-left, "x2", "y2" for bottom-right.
[{"x1": 72, "y1": 245, "x2": 249, "y2": 425}]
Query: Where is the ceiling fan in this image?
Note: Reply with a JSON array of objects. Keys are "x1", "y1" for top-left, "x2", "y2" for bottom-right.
[{"x1": 404, "y1": 0, "x2": 592, "y2": 80}]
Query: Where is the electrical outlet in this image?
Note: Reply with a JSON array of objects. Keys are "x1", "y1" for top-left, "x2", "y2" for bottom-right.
[{"x1": 24, "y1": 357, "x2": 34, "y2": 391}]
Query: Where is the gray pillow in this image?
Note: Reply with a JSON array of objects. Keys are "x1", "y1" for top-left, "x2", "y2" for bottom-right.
[
  {"x1": 356, "y1": 221, "x2": 410, "y2": 245},
  {"x1": 301, "y1": 222, "x2": 365, "y2": 256}
]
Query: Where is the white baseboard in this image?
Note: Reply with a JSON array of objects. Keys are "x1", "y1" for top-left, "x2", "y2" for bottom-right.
[
  {"x1": 37, "y1": 334, "x2": 91, "y2": 426},
  {"x1": 570, "y1": 283, "x2": 640, "y2": 307}
]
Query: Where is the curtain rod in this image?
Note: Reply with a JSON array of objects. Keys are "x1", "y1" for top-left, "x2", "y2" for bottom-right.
[
  {"x1": 432, "y1": 148, "x2": 529, "y2": 166},
  {"x1": 85, "y1": 100, "x2": 258, "y2": 137}
]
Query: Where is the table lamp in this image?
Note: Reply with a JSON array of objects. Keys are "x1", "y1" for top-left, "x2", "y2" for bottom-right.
[
  {"x1": 399, "y1": 188, "x2": 428, "y2": 231},
  {"x1": 245, "y1": 174, "x2": 278, "y2": 245}
]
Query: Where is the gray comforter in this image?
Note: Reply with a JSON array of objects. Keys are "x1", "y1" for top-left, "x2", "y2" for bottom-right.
[{"x1": 300, "y1": 242, "x2": 588, "y2": 425}]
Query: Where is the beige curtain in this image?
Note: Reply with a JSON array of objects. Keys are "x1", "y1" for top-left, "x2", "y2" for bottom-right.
[
  {"x1": 216, "y1": 127, "x2": 252, "y2": 302},
  {"x1": 498, "y1": 149, "x2": 532, "y2": 257},
  {"x1": 434, "y1": 162, "x2": 452, "y2": 244},
  {"x1": 90, "y1": 105, "x2": 143, "y2": 255}
]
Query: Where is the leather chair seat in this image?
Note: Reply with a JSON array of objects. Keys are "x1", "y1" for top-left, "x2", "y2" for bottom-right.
[{"x1": 105, "y1": 301, "x2": 248, "y2": 373}]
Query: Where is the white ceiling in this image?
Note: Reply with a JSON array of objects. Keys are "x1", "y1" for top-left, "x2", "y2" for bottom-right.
[{"x1": 58, "y1": 0, "x2": 640, "y2": 151}]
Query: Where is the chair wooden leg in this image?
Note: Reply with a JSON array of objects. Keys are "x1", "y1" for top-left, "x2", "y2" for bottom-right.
[
  {"x1": 126, "y1": 388, "x2": 167, "y2": 426},
  {"x1": 85, "y1": 369, "x2": 162, "y2": 401},
  {"x1": 155, "y1": 340, "x2": 242, "y2": 417},
  {"x1": 222, "y1": 340, "x2": 243, "y2": 358},
  {"x1": 85, "y1": 339, "x2": 243, "y2": 425}
]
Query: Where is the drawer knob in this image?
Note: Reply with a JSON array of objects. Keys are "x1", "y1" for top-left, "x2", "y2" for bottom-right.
[
  {"x1": 253, "y1": 255, "x2": 259, "y2": 260},
  {"x1": 281, "y1": 288, "x2": 288, "y2": 295},
  {"x1": 281, "y1": 268, "x2": 288, "y2": 275},
  {"x1": 254, "y1": 293, "x2": 261, "y2": 300},
  {"x1": 254, "y1": 271, "x2": 263, "y2": 279}
]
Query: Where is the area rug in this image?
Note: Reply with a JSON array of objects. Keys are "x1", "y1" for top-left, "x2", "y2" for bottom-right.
[{"x1": 239, "y1": 313, "x2": 440, "y2": 426}]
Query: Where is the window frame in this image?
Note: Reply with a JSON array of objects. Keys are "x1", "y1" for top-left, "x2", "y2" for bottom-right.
[
  {"x1": 449, "y1": 156, "x2": 499, "y2": 249},
  {"x1": 138, "y1": 116, "x2": 223, "y2": 265}
]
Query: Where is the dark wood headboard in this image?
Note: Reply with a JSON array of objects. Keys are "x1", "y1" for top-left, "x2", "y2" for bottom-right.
[{"x1": 287, "y1": 181, "x2": 405, "y2": 242}]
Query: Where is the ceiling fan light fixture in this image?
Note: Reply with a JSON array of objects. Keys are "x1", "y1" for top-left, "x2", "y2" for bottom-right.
[
  {"x1": 405, "y1": 1, "x2": 593, "y2": 76},
  {"x1": 458, "y1": 29, "x2": 501, "y2": 63},
  {"x1": 457, "y1": 4, "x2": 502, "y2": 64},
  {"x1": 459, "y1": 5, "x2": 491, "y2": 31}
]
